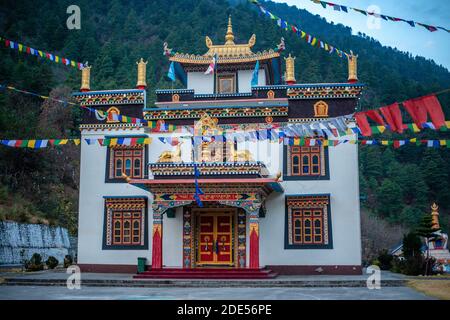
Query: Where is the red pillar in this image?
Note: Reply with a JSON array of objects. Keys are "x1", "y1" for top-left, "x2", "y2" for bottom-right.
[
  {"x1": 249, "y1": 209, "x2": 260, "y2": 269},
  {"x1": 249, "y1": 225, "x2": 259, "y2": 269},
  {"x1": 151, "y1": 215, "x2": 163, "y2": 269}
]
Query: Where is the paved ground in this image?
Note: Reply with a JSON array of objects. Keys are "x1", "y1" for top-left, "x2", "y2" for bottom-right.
[
  {"x1": 0, "y1": 285, "x2": 434, "y2": 300},
  {"x1": 0, "y1": 269, "x2": 408, "y2": 281}
]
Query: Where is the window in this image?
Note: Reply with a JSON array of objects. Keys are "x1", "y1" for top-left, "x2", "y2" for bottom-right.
[
  {"x1": 217, "y1": 74, "x2": 236, "y2": 94},
  {"x1": 284, "y1": 145, "x2": 329, "y2": 180},
  {"x1": 103, "y1": 197, "x2": 148, "y2": 249},
  {"x1": 285, "y1": 195, "x2": 332, "y2": 249},
  {"x1": 107, "y1": 143, "x2": 146, "y2": 182}
]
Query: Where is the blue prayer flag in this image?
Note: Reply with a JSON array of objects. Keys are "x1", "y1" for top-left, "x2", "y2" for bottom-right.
[
  {"x1": 167, "y1": 61, "x2": 176, "y2": 82},
  {"x1": 251, "y1": 60, "x2": 260, "y2": 87}
]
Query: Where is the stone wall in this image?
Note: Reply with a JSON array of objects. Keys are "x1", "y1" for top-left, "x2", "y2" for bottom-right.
[{"x1": 0, "y1": 221, "x2": 74, "y2": 265}]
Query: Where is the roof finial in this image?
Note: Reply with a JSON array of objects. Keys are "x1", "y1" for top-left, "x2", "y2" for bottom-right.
[{"x1": 225, "y1": 15, "x2": 235, "y2": 45}]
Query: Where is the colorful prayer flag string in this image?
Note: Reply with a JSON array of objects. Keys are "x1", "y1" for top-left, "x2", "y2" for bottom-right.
[
  {"x1": 0, "y1": 36, "x2": 85, "y2": 69},
  {"x1": 249, "y1": 0, "x2": 351, "y2": 59},
  {"x1": 309, "y1": 0, "x2": 450, "y2": 33}
]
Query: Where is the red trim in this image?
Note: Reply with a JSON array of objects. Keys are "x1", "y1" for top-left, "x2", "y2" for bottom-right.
[
  {"x1": 155, "y1": 97, "x2": 288, "y2": 106},
  {"x1": 128, "y1": 178, "x2": 278, "y2": 185},
  {"x1": 249, "y1": 228, "x2": 259, "y2": 269},
  {"x1": 151, "y1": 228, "x2": 162, "y2": 269},
  {"x1": 77, "y1": 264, "x2": 138, "y2": 273},
  {"x1": 266, "y1": 265, "x2": 362, "y2": 275}
]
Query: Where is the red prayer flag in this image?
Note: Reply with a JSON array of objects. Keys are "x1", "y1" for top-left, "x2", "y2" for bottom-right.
[
  {"x1": 380, "y1": 103, "x2": 403, "y2": 133},
  {"x1": 366, "y1": 109, "x2": 386, "y2": 126},
  {"x1": 420, "y1": 95, "x2": 446, "y2": 129},
  {"x1": 355, "y1": 112, "x2": 372, "y2": 136},
  {"x1": 403, "y1": 98, "x2": 428, "y2": 129}
]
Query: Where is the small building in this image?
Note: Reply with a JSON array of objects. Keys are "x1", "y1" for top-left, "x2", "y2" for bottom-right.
[{"x1": 74, "y1": 17, "x2": 364, "y2": 276}]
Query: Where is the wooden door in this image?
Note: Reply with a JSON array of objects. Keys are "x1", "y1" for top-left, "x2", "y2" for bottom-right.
[{"x1": 196, "y1": 212, "x2": 234, "y2": 266}]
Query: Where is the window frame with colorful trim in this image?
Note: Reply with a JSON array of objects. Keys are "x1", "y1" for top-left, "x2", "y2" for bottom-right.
[
  {"x1": 283, "y1": 144, "x2": 329, "y2": 180},
  {"x1": 105, "y1": 135, "x2": 148, "y2": 183},
  {"x1": 102, "y1": 196, "x2": 148, "y2": 250},
  {"x1": 285, "y1": 194, "x2": 333, "y2": 249}
]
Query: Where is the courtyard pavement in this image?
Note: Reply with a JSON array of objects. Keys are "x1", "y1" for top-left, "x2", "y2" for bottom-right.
[
  {"x1": 0, "y1": 285, "x2": 434, "y2": 300},
  {"x1": 0, "y1": 269, "x2": 436, "y2": 300}
]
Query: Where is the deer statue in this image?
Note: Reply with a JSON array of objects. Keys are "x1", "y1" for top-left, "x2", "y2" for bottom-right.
[
  {"x1": 157, "y1": 141, "x2": 183, "y2": 163},
  {"x1": 229, "y1": 147, "x2": 254, "y2": 162}
]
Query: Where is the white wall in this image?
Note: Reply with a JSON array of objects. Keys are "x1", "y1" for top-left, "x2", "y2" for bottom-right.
[
  {"x1": 259, "y1": 142, "x2": 362, "y2": 266},
  {"x1": 187, "y1": 69, "x2": 266, "y2": 94},
  {"x1": 162, "y1": 207, "x2": 183, "y2": 267},
  {"x1": 187, "y1": 72, "x2": 214, "y2": 94},
  {"x1": 79, "y1": 128, "x2": 361, "y2": 268},
  {"x1": 238, "y1": 69, "x2": 266, "y2": 93},
  {"x1": 77, "y1": 128, "x2": 151, "y2": 265}
]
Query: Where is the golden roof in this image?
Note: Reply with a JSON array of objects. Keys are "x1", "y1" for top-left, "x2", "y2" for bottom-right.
[{"x1": 168, "y1": 16, "x2": 281, "y2": 65}]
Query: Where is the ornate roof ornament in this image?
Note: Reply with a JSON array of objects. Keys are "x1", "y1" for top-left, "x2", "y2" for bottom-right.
[
  {"x1": 168, "y1": 16, "x2": 278, "y2": 64},
  {"x1": 431, "y1": 203, "x2": 440, "y2": 230}
]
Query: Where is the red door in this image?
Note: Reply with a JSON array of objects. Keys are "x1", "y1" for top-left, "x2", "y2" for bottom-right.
[{"x1": 197, "y1": 213, "x2": 233, "y2": 266}]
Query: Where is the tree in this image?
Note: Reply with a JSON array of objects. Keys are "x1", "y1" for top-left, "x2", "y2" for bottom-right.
[
  {"x1": 376, "y1": 179, "x2": 403, "y2": 219},
  {"x1": 416, "y1": 213, "x2": 441, "y2": 275}
]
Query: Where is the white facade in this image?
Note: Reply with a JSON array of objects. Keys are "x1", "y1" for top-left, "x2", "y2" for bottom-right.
[
  {"x1": 78, "y1": 128, "x2": 361, "y2": 269},
  {"x1": 186, "y1": 69, "x2": 266, "y2": 94}
]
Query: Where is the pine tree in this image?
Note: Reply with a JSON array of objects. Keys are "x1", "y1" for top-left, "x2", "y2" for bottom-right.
[{"x1": 416, "y1": 213, "x2": 441, "y2": 275}]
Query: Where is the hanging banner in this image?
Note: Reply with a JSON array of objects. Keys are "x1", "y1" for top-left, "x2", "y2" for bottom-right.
[
  {"x1": 249, "y1": 0, "x2": 351, "y2": 59},
  {"x1": 310, "y1": 0, "x2": 450, "y2": 33},
  {"x1": 0, "y1": 36, "x2": 85, "y2": 69}
]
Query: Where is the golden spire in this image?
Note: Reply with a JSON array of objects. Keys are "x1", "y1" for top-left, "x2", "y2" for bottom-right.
[
  {"x1": 347, "y1": 50, "x2": 358, "y2": 83},
  {"x1": 284, "y1": 54, "x2": 296, "y2": 84},
  {"x1": 80, "y1": 63, "x2": 91, "y2": 92},
  {"x1": 136, "y1": 58, "x2": 148, "y2": 89},
  {"x1": 225, "y1": 15, "x2": 235, "y2": 45},
  {"x1": 431, "y1": 203, "x2": 440, "y2": 230}
]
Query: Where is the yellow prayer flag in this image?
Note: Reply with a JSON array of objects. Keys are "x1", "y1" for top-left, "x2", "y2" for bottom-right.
[
  {"x1": 59, "y1": 139, "x2": 68, "y2": 145},
  {"x1": 109, "y1": 138, "x2": 118, "y2": 146},
  {"x1": 71, "y1": 61, "x2": 76, "y2": 67},
  {"x1": 410, "y1": 138, "x2": 417, "y2": 143},
  {"x1": 55, "y1": 56, "x2": 59, "y2": 63},
  {"x1": 311, "y1": 38, "x2": 317, "y2": 46},
  {"x1": 412, "y1": 124, "x2": 420, "y2": 132},
  {"x1": 27, "y1": 140, "x2": 35, "y2": 148},
  {"x1": 381, "y1": 141, "x2": 389, "y2": 146},
  {"x1": 323, "y1": 140, "x2": 329, "y2": 147},
  {"x1": 440, "y1": 140, "x2": 446, "y2": 146},
  {"x1": 377, "y1": 126, "x2": 386, "y2": 133},
  {"x1": 73, "y1": 139, "x2": 81, "y2": 146},
  {"x1": 144, "y1": 138, "x2": 152, "y2": 145},
  {"x1": 18, "y1": 44, "x2": 23, "y2": 52},
  {"x1": 446, "y1": 121, "x2": 450, "y2": 129}
]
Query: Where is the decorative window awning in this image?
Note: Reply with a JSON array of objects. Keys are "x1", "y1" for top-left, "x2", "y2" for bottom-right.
[{"x1": 127, "y1": 177, "x2": 283, "y2": 196}]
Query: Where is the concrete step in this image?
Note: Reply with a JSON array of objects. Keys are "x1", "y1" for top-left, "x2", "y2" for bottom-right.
[{"x1": 1, "y1": 278, "x2": 407, "y2": 288}]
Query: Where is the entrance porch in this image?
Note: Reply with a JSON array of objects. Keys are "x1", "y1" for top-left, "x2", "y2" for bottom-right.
[{"x1": 127, "y1": 177, "x2": 283, "y2": 278}]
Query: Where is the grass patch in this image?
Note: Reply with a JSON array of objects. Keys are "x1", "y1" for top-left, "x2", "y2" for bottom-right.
[{"x1": 407, "y1": 279, "x2": 450, "y2": 300}]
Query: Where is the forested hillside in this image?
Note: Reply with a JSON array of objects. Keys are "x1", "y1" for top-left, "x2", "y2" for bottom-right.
[{"x1": 0, "y1": 0, "x2": 449, "y2": 250}]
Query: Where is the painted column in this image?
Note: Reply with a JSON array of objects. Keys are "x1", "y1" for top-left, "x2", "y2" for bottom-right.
[
  {"x1": 248, "y1": 205, "x2": 260, "y2": 269},
  {"x1": 151, "y1": 205, "x2": 163, "y2": 269}
]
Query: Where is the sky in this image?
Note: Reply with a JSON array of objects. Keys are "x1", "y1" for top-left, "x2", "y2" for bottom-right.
[{"x1": 272, "y1": 0, "x2": 450, "y2": 70}]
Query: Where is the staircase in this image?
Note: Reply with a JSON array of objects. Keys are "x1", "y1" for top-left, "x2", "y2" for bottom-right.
[{"x1": 133, "y1": 267, "x2": 278, "y2": 279}]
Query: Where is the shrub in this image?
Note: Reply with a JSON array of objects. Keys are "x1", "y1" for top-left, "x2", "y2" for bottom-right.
[
  {"x1": 25, "y1": 253, "x2": 44, "y2": 272},
  {"x1": 63, "y1": 255, "x2": 73, "y2": 268},
  {"x1": 377, "y1": 250, "x2": 394, "y2": 270},
  {"x1": 46, "y1": 256, "x2": 59, "y2": 269}
]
